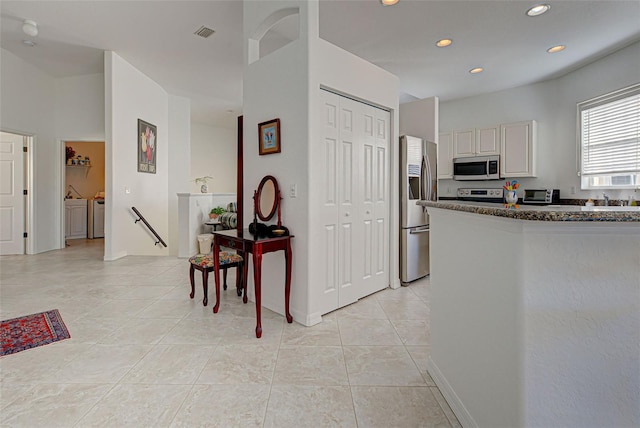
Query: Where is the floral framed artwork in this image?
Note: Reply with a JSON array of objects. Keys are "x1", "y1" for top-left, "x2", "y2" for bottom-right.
[
  {"x1": 258, "y1": 118, "x2": 281, "y2": 155},
  {"x1": 138, "y1": 119, "x2": 157, "y2": 173}
]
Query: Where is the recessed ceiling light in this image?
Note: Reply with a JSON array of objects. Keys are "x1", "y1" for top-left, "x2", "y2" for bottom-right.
[
  {"x1": 469, "y1": 67, "x2": 484, "y2": 74},
  {"x1": 547, "y1": 45, "x2": 566, "y2": 53},
  {"x1": 526, "y1": 4, "x2": 551, "y2": 17},
  {"x1": 22, "y1": 40, "x2": 36, "y2": 47},
  {"x1": 380, "y1": 0, "x2": 399, "y2": 6},
  {"x1": 436, "y1": 39, "x2": 453, "y2": 48}
]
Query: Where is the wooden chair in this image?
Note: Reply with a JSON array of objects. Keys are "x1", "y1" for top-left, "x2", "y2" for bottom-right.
[{"x1": 188, "y1": 251, "x2": 244, "y2": 306}]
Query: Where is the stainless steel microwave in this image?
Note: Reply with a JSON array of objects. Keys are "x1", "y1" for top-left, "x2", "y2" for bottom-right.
[{"x1": 453, "y1": 155, "x2": 500, "y2": 181}]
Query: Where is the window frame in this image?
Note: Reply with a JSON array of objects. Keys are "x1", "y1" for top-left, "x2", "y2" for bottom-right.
[{"x1": 577, "y1": 83, "x2": 640, "y2": 190}]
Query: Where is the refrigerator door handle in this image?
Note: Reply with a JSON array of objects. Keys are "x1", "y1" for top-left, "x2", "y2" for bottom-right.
[
  {"x1": 423, "y1": 154, "x2": 433, "y2": 202},
  {"x1": 420, "y1": 155, "x2": 427, "y2": 201},
  {"x1": 410, "y1": 226, "x2": 430, "y2": 234}
]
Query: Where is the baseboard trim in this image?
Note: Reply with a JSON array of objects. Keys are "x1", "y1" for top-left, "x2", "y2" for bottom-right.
[
  {"x1": 390, "y1": 277, "x2": 401, "y2": 289},
  {"x1": 427, "y1": 357, "x2": 477, "y2": 428},
  {"x1": 104, "y1": 250, "x2": 127, "y2": 261}
]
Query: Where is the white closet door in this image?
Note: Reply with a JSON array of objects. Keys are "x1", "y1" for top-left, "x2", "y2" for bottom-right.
[
  {"x1": 318, "y1": 89, "x2": 390, "y2": 313},
  {"x1": 337, "y1": 96, "x2": 361, "y2": 308},
  {"x1": 318, "y1": 90, "x2": 340, "y2": 312},
  {"x1": 362, "y1": 105, "x2": 390, "y2": 297}
]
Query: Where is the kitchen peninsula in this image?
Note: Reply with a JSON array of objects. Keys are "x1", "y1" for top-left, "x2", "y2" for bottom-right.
[{"x1": 419, "y1": 200, "x2": 639, "y2": 428}]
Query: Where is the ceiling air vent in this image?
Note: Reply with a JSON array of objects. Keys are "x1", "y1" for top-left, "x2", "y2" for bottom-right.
[{"x1": 194, "y1": 26, "x2": 215, "y2": 38}]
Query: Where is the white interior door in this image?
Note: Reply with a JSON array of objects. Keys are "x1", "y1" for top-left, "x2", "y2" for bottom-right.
[
  {"x1": 362, "y1": 105, "x2": 390, "y2": 297},
  {"x1": 0, "y1": 132, "x2": 25, "y2": 255},
  {"x1": 318, "y1": 90, "x2": 340, "y2": 312},
  {"x1": 337, "y1": 96, "x2": 361, "y2": 307}
]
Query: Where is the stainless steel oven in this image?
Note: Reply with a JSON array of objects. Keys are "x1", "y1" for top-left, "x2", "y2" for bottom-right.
[{"x1": 453, "y1": 155, "x2": 500, "y2": 181}]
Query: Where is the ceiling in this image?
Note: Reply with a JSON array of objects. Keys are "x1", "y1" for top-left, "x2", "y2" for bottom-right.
[{"x1": 2, "y1": 1, "x2": 639, "y2": 128}]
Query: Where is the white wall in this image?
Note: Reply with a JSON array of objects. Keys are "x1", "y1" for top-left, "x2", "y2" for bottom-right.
[
  {"x1": 1, "y1": 48, "x2": 58, "y2": 253},
  {"x1": 104, "y1": 51, "x2": 169, "y2": 259},
  {"x1": 243, "y1": 1, "x2": 311, "y2": 322},
  {"x1": 439, "y1": 41, "x2": 640, "y2": 201},
  {"x1": 190, "y1": 122, "x2": 236, "y2": 193},
  {"x1": 243, "y1": 1, "x2": 400, "y2": 325},
  {"x1": 168, "y1": 95, "x2": 191, "y2": 256},
  {"x1": 399, "y1": 96, "x2": 439, "y2": 143},
  {"x1": 55, "y1": 73, "x2": 105, "y2": 140}
]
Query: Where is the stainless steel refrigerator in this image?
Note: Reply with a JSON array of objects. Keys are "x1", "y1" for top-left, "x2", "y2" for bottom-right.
[{"x1": 400, "y1": 135, "x2": 437, "y2": 283}]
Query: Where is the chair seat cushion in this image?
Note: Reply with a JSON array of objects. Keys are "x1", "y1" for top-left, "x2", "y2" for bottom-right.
[{"x1": 189, "y1": 251, "x2": 243, "y2": 268}]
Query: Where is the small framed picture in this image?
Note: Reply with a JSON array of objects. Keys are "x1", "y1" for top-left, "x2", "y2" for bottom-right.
[
  {"x1": 258, "y1": 118, "x2": 281, "y2": 155},
  {"x1": 138, "y1": 119, "x2": 157, "y2": 174}
]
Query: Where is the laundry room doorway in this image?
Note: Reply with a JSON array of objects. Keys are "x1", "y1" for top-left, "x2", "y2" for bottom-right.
[{"x1": 62, "y1": 141, "x2": 105, "y2": 252}]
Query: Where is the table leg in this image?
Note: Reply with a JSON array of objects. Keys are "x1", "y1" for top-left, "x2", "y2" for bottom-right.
[
  {"x1": 212, "y1": 241, "x2": 221, "y2": 314},
  {"x1": 284, "y1": 239, "x2": 293, "y2": 323},
  {"x1": 241, "y1": 251, "x2": 248, "y2": 304},
  {"x1": 189, "y1": 264, "x2": 195, "y2": 299},
  {"x1": 253, "y1": 250, "x2": 262, "y2": 338}
]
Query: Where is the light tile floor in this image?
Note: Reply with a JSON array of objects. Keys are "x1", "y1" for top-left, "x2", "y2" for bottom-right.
[{"x1": 0, "y1": 239, "x2": 461, "y2": 427}]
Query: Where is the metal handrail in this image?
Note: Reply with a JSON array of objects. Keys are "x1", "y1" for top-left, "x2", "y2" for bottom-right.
[{"x1": 131, "y1": 206, "x2": 167, "y2": 247}]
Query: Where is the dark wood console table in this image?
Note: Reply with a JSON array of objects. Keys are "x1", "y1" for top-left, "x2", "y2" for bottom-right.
[{"x1": 211, "y1": 228, "x2": 293, "y2": 338}]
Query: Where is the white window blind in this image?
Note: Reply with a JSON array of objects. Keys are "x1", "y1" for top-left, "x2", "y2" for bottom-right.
[{"x1": 579, "y1": 83, "x2": 640, "y2": 189}]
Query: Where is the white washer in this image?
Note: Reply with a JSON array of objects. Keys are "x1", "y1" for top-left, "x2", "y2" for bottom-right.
[{"x1": 88, "y1": 199, "x2": 105, "y2": 239}]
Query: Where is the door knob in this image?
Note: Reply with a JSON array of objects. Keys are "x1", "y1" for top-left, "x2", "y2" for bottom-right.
[
  {"x1": 345, "y1": 212, "x2": 350, "y2": 217},
  {"x1": 366, "y1": 210, "x2": 371, "y2": 214}
]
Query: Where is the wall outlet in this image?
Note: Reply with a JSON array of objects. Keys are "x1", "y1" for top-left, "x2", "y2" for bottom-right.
[
  {"x1": 289, "y1": 183, "x2": 297, "y2": 198},
  {"x1": 570, "y1": 186, "x2": 576, "y2": 195}
]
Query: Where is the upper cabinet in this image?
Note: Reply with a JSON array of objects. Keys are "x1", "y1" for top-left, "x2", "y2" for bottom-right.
[
  {"x1": 453, "y1": 129, "x2": 475, "y2": 158},
  {"x1": 500, "y1": 120, "x2": 537, "y2": 178},
  {"x1": 453, "y1": 127, "x2": 500, "y2": 158},
  {"x1": 476, "y1": 127, "x2": 500, "y2": 156},
  {"x1": 441, "y1": 120, "x2": 537, "y2": 179},
  {"x1": 438, "y1": 132, "x2": 454, "y2": 179}
]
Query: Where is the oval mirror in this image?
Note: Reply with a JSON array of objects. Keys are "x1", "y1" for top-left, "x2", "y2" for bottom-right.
[{"x1": 256, "y1": 175, "x2": 278, "y2": 221}]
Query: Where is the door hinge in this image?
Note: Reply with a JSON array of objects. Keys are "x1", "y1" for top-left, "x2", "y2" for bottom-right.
[
  {"x1": 23, "y1": 146, "x2": 28, "y2": 153},
  {"x1": 23, "y1": 232, "x2": 28, "y2": 238},
  {"x1": 23, "y1": 189, "x2": 27, "y2": 195}
]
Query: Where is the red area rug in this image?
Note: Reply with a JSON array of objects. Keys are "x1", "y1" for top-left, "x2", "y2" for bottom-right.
[{"x1": 1, "y1": 309, "x2": 71, "y2": 356}]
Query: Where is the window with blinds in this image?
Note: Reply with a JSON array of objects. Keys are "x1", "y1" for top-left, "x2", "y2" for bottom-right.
[{"x1": 579, "y1": 83, "x2": 640, "y2": 189}]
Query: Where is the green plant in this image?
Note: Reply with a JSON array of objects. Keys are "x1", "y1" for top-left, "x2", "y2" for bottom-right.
[
  {"x1": 210, "y1": 206, "x2": 225, "y2": 215},
  {"x1": 194, "y1": 175, "x2": 213, "y2": 185}
]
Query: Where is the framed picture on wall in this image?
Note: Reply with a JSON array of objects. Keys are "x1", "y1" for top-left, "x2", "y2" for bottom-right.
[
  {"x1": 138, "y1": 119, "x2": 157, "y2": 173},
  {"x1": 258, "y1": 118, "x2": 281, "y2": 155}
]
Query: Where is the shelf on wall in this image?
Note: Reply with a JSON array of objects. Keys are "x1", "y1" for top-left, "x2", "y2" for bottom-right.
[{"x1": 66, "y1": 164, "x2": 91, "y2": 177}]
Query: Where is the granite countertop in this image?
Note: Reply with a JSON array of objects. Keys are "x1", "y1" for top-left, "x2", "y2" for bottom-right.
[{"x1": 418, "y1": 200, "x2": 640, "y2": 222}]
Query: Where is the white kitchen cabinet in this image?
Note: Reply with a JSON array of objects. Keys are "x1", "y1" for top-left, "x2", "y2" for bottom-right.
[
  {"x1": 476, "y1": 126, "x2": 500, "y2": 155},
  {"x1": 500, "y1": 120, "x2": 537, "y2": 178},
  {"x1": 437, "y1": 132, "x2": 454, "y2": 179},
  {"x1": 452, "y1": 127, "x2": 499, "y2": 158},
  {"x1": 453, "y1": 129, "x2": 475, "y2": 158},
  {"x1": 65, "y1": 199, "x2": 87, "y2": 239}
]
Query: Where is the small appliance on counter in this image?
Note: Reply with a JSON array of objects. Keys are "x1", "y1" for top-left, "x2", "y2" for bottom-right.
[
  {"x1": 457, "y1": 187, "x2": 504, "y2": 203},
  {"x1": 522, "y1": 189, "x2": 559, "y2": 205}
]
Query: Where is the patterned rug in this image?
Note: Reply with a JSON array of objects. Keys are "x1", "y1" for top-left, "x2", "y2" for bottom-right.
[{"x1": 1, "y1": 309, "x2": 71, "y2": 356}]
